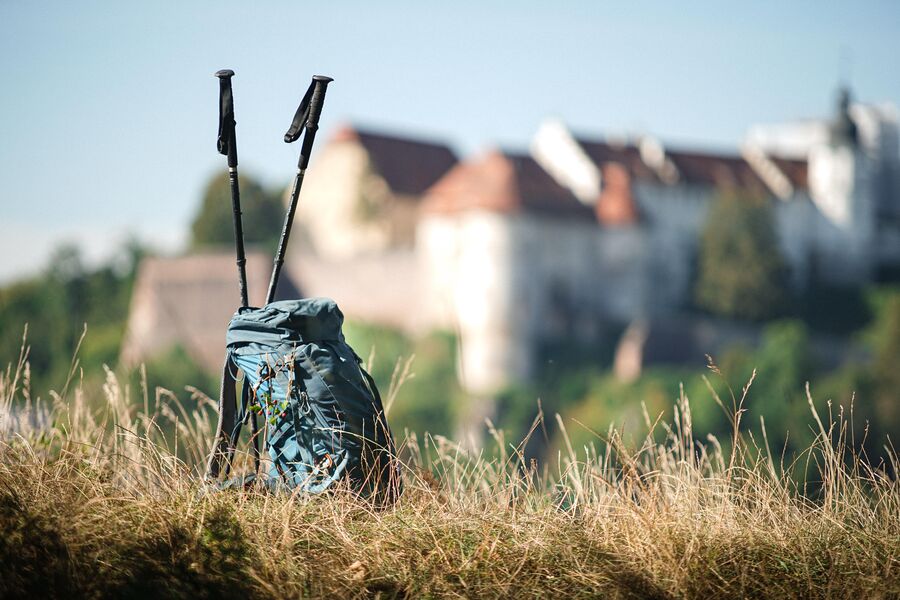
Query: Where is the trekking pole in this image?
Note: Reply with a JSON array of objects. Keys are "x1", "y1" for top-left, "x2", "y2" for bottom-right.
[
  {"x1": 212, "y1": 70, "x2": 260, "y2": 481},
  {"x1": 215, "y1": 69, "x2": 249, "y2": 308},
  {"x1": 265, "y1": 75, "x2": 333, "y2": 304}
]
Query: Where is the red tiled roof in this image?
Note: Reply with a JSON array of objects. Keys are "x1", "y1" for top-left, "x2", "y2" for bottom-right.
[
  {"x1": 666, "y1": 149, "x2": 767, "y2": 191},
  {"x1": 575, "y1": 136, "x2": 809, "y2": 192},
  {"x1": 422, "y1": 150, "x2": 595, "y2": 221},
  {"x1": 335, "y1": 125, "x2": 458, "y2": 196},
  {"x1": 580, "y1": 140, "x2": 661, "y2": 184},
  {"x1": 770, "y1": 157, "x2": 808, "y2": 190}
]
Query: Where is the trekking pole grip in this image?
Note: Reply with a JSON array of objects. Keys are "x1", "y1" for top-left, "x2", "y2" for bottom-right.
[
  {"x1": 296, "y1": 75, "x2": 333, "y2": 170},
  {"x1": 266, "y1": 75, "x2": 333, "y2": 305},
  {"x1": 307, "y1": 75, "x2": 333, "y2": 125},
  {"x1": 215, "y1": 69, "x2": 238, "y2": 168}
]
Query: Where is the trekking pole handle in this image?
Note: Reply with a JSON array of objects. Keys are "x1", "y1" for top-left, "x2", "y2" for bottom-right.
[
  {"x1": 266, "y1": 75, "x2": 333, "y2": 304},
  {"x1": 215, "y1": 69, "x2": 238, "y2": 168},
  {"x1": 295, "y1": 75, "x2": 333, "y2": 170},
  {"x1": 307, "y1": 75, "x2": 333, "y2": 126}
]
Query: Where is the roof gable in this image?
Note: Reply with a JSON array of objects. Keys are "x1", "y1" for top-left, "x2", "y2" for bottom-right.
[
  {"x1": 423, "y1": 150, "x2": 595, "y2": 221},
  {"x1": 666, "y1": 149, "x2": 767, "y2": 191},
  {"x1": 336, "y1": 126, "x2": 458, "y2": 196}
]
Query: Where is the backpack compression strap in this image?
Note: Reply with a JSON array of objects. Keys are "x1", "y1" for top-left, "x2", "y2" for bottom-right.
[
  {"x1": 206, "y1": 357, "x2": 238, "y2": 480},
  {"x1": 223, "y1": 382, "x2": 260, "y2": 478},
  {"x1": 206, "y1": 356, "x2": 261, "y2": 481}
]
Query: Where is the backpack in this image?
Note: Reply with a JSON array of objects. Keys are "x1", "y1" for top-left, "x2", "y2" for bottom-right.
[{"x1": 205, "y1": 297, "x2": 401, "y2": 501}]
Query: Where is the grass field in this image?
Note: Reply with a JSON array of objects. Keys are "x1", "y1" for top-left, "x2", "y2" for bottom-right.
[{"x1": 1, "y1": 341, "x2": 899, "y2": 599}]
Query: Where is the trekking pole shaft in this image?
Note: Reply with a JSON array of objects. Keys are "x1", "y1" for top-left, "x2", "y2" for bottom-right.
[
  {"x1": 266, "y1": 169, "x2": 305, "y2": 304},
  {"x1": 225, "y1": 129, "x2": 238, "y2": 168},
  {"x1": 229, "y1": 168, "x2": 249, "y2": 307},
  {"x1": 266, "y1": 75, "x2": 332, "y2": 304},
  {"x1": 215, "y1": 69, "x2": 249, "y2": 307}
]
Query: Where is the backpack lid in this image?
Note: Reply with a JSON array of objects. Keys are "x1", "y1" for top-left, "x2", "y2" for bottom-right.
[{"x1": 226, "y1": 297, "x2": 345, "y2": 354}]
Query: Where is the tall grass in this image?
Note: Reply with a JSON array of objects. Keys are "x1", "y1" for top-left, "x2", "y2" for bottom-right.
[{"x1": 1, "y1": 337, "x2": 898, "y2": 599}]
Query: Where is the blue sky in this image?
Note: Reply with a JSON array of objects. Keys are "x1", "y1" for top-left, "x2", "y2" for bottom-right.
[{"x1": 1, "y1": 1, "x2": 899, "y2": 281}]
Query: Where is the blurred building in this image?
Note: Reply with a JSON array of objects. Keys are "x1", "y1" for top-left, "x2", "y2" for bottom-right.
[
  {"x1": 417, "y1": 150, "x2": 646, "y2": 393},
  {"x1": 743, "y1": 88, "x2": 900, "y2": 279},
  {"x1": 292, "y1": 87, "x2": 900, "y2": 398},
  {"x1": 285, "y1": 125, "x2": 457, "y2": 329},
  {"x1": 294, "y1": 124, "x2": 458, "y2": 259},
  {"x1": 120, "y1": 88, "x2": 900, "y2": 405},
  {"x1": 120, "y1": 251, "x2": 299, "y2": 371}
]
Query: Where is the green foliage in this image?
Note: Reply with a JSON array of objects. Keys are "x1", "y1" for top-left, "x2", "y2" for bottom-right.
[
  {"x1": 190, "y1": 171, "x2": 284, "y2": 253},
  {"x1": 0, "y1": 240, "x2": 217, "y2": 410},
  {"x1": 136, "y1": 346, "x2": 218, "y2": 401},
  {"x1": 552, "y1": 368, "x2": 711, "y2": 450},
  {"x1": 695, "y1": 191, "x2": 789, "y2": 320},
  {"x1": 742, "y1": 321, "x2": 816, "y2": 449},
  {"x1": 817, "y1": 287, "x2": 900, "y2": 449},
  {"x1": 441, "y1": 280, "x2": 892, "y2": 464},
  {"x1": 868, "y1": 293, "x2": 900, "y2": 426},
  {"x1": 0, "y1": 243, "x2": 139, "y2": 393},
  {"x1": 489, "y1": 337, "x2": 621, "y2": 458},
  {"x1": 342, "y1": 321, "x2": 462, "y2": 437},
  {"x1": 796, "y1": 282, "x2": 870, "y2": 335},
  {"x1": 538, "y1": 307, "x2": 898, "y2": 464}
]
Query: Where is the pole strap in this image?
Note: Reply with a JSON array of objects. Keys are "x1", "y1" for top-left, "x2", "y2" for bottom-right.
[
  {"x1": 283, "y1": 80, "x2": 316, "y2": 144},
  {"x1": 217, "y1": 78, "x2": 236, "y2": 157}
]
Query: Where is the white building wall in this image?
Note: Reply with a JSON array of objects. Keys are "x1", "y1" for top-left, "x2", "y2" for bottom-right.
[
  {"x1": 294, "y1": 140, "x2": 394, "y2": 259},
  {"x1": 418, "y1": 210, "x2": 650, "y2": 395},
  {"x1": 772, "y1": 195, "x2": 815, "y2": 288},
  {"x1": 592, "y1": 228, "x2": 648, "y2": 322},
  {"x1": 808, "y1": 145, "x2": 878, "y2": 284},
  {"x1": 633, "y1": 182, "x2": 709, "y2": 310},
  {"x1": 629, "y1": 179, "x2": 860, "y2": 300},
  {"x1": 418, "y1": 211, "x2": 526, "y2": 394},
  {"x1": 851, "y1": 103, "x2": 900, "y2": 161},
  {"x1": 746, "y1": 100, "x2": 900, "y2": 284}
]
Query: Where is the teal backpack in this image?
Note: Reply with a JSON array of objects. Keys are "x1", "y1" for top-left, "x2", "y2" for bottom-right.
[{"x1": 205, "y1": 297, "x2": 401, "y2": 500}]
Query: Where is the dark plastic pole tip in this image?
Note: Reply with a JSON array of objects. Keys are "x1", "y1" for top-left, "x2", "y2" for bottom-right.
[
  {"x1": 215, "y1": 69, "x2": 235, "y2": 79},
  {"x1": 312, "y1": 75, "x2": 334, "y2": 83}
]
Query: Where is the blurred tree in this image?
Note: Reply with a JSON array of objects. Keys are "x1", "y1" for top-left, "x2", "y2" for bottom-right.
[
  {"x1": 694, "y1": 191, "x2": 789, "y2": 320},
  {"x1": 814, "y1": 289, "x2": 900, "y2": 465},
  {"x1": 0, "y1": 242, "x2": 141, "y2": 393},
  {"x1": 139, "y1": 345, "x2": 218, "y2": 401},
  {"x1": 864, "y1": 290, "x2": 900, "y2": 433},
  {"x1": 342, "y1": 321, "x2": 461, "y2": 437},
  {"x1": 746, "y1": 320, "x2": 815, "y2": 451},
  {"x1": 190, "y1": 172, "x2": 284, "y2": 252}
]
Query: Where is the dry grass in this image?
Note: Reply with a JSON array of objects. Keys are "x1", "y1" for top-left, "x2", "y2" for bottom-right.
[{"x1": 1, "y1": 338, "x2": 899, "y2": 599}]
